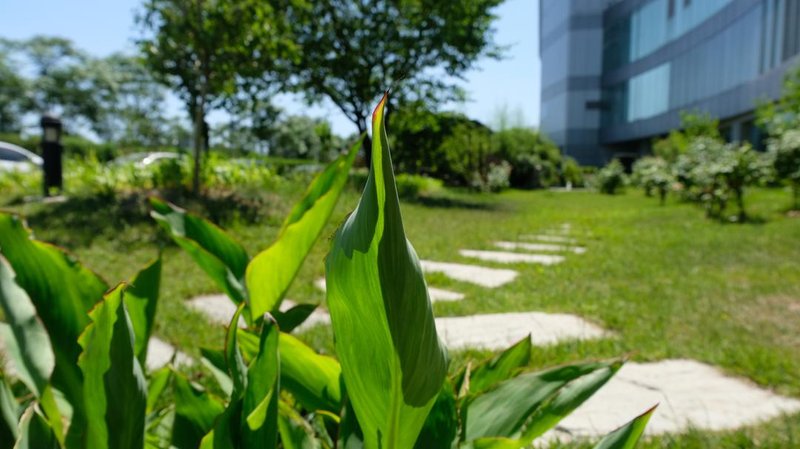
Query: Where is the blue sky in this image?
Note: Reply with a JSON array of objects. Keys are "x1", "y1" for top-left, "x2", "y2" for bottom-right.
[{"x1": 0, "y1": 0, "x2": 540, "y2": 136}]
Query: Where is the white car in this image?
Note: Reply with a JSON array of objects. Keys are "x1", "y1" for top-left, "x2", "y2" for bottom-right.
[
  {"x1": 112, "y1": 152, "x2": 184, "y2": 167},
  {"x1": 0, "y1": 141, "x2": 43, "y2": 173}
]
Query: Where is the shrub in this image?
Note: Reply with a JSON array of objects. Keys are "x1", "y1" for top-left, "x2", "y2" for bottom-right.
[
  {"x1": 0, "y1": 96, "x2": 653, "y2": 449},
  {"x1": 491, "y1": 128, "x2": 561, "y2": 189},
  {"x1": 675, "y1": 138, "x2": 771, "y2": 220},
  {"x1": 632, "y1": 156, "x2": 674, "y2": 204},
  {"x1": 767, "y1": 129, "x2": 800, "y2": 210},
  {"x1": 562, "y1": 156, "x2": 585, "y2": 187},
  {"x1": 395, "y1": 173, "x2": 444, "y2": 199},
  {"x1": 595, "y1": 159, "x2": 627, "y2": 195}
]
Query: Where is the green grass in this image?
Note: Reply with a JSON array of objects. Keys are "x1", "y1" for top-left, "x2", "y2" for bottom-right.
[{"x1": 2, "y1": 183, "x2": 799, "y2": 447}]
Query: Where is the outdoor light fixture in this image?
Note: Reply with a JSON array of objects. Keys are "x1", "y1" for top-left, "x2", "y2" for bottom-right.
[{"x1": 40, "y1": 114, "x2": 63, "y2": 196}]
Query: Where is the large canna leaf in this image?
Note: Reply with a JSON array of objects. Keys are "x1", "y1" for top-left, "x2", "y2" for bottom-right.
[
  {"x1": 77, "y1": 284, "x2": 147, "y2": 449},
  {"x1": 463, "y1": 361, "x2": 617, "y2": 442},
  {"x1": 0, "y1": 213, "x2": 108, "y2": 443},
  {"x1": 456, "y1": 336, "x2": 531, "y2": 397},
  {"x1": 246, "y1": 137, "x2": 361, "y2": 317},
  {"x1": 592, "y1": 405, "x2": 656, "y2": 449},
  {"x1": 0, "y1": 256, "x2": 54, "y2": 397},
  {"x1": 414, "y1": 381, "x2": 457, "y2": 449},
  {"x1": 326, "y1": 94, "x2": 448, "y2": 449},
  {"x1": 277, "y1": 332, "x2": 342, "y2": 413},
  {"x1": 124, "y1": 257, "x2": 162, "y2": 366},
  {"x1": 14, "y1": 405, "x2": 59, "y2": 449},
  {"x1": 519, "y1": 361, "x2": 622, "y2": 442},
  {"x1": 150, "y1": 198, "x2": 249, "y2": 304}
]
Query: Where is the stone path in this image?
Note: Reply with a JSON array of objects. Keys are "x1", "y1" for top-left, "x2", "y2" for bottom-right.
[
  {"x1": 146, "y1": 337, "x2": 192, "y2": 371},
  {"x1": 420, "y1": 260, "x2": 518, "y2": 288},
  {"x1": 546, "y1": 359, "x2": 800, "y2": 440},
  {"x1": 459, "y1": 249, "x2": 565, "y2": 265},
  {"x1": 314, "y1": 277, "x2": 465, "y2": 302},
  {"x1": 522, "y1": 234, "x2": 579, "y2": 244},
  {"x1": 435, "y1": 312, "x2": 607, "y2": 350},
  {"x1": 187, "y1": 294, "x2": 330, "y2": 332},
  {"x1": 494, "y1": 241, "x2": 586, "y2": 254}
]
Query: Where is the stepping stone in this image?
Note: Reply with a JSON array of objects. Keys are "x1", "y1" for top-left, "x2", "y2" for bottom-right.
[
  {"x1": 428, "y1": 287, "x2": 465, "y2": 302},
  {"x1": 521, "y1": 234, "x2": 579, "y2": 244},
  {"x1": 420, "y1": 260, "x2": 518, "y2": 288},
  {"x1": 495, "y1": 241, "x2": 586, "y2": 254},
  {"x1": 187, "y1": 294, "x2": 330, "y2": 331},
  {"x1": 545, "y1": 359, "x2": 800, "y2": 441},
  {"x1": 459, "y1": 249, "x2": 565, "y2": 265},
  {"x1": 315, "y1": 277, "x2": 465, "y2": 302},
  {"x1": 435, "y1": 312, "x2": 607, "y2": 350},
  {"x1": 146, "y1": 337, "x2": 192, "y2": 371},
  {"x1": 187, "y1": 294, "x2": 246, "y2": 328}
]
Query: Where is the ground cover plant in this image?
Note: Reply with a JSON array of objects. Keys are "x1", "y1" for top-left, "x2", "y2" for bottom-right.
[
  {"x1": 2, "y1": 150, "x2": 799, "y2": 448},
  {"x1": 0, "y1": 97, "x2": 656, "y2": 448}
]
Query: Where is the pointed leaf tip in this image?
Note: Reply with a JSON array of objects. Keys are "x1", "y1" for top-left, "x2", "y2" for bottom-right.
[{"x1": 372, "y1": 91, "x2": 389, "y2": 126}]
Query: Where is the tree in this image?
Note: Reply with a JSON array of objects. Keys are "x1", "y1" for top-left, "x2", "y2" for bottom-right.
[
  {"x1": 137, "y1": 0, "x2": 299, "y2": 192},
  {"x1": 88, "y1": 54, "x2": 175, "y2": 147},
  {"x1": 291, "y1": 0, "x2": 504, "y2": 160},
  {"x1": 0, "y1": 43, "x2": 30, "y2": 133}
]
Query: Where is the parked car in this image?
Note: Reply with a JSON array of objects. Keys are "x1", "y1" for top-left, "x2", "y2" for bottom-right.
[
  {"x1": 111, "y1": 152, "x2": 184, "y2": 167},
  {"x1": 0, "y1": 141, "x2": 43, "y2": 173}
]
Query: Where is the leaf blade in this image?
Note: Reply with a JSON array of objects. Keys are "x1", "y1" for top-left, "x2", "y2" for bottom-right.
[
  {"x1": 246, "y1": 137, "x2": 361, "y2": 317},
  {"x1": 326, "y1": 94, "x2": 447, "y2": 449}
]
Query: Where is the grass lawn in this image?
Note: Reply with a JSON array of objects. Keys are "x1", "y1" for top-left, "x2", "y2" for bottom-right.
[{"x1": 2, "y1": 182, "x2": 799, "y2": 447}]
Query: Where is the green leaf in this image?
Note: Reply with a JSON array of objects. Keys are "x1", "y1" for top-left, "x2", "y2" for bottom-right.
[
  {"x1": 124, "y1": 257, "x2": 162, "y2": 366},
  {"x1": 146, "y1": 367, "x2": 171, "y2": 414},
  {"x1": 150, "y1": 198, "x2": 249, "y2": 304},
  {"x1": 278, "y1": 401, "x2": 321, "y2": 449},
  {"x1": 202, "y1": 317, "x2": 281, "y2": 449},
  {"x1": 464, "y1": 361, "x2": 616, "y2": 442},
  {"x1": 246, "y1": 137, "x2": 361, "y2": 317},
  {"x1": 465, "y1": 437, "x2": 525, "y2": 449},
  {"x1": 0, "y1": 256, "x2": 54, "y2": 397},
  {"x1": 592, "y1": 405, "x2": 656, "y2": 449},
  {"x1": 277, "y1": 332, "x2": 341, "y2": 413},
  {"x1": 237, "y1": 330, "x2": 342, "y2": 414},
  {"x1": 414, "y1": 381, "x2": 457, "y2": 449},
  {"x1": 172, "y1": 373, "x2": 225, "y2": 449},
  {"x1": 0, "y1": 377, "x2": 18, "y2": 446},
  {"x1": 457, "y1": 336, "x2": 531, "y2": 396},
  {"x1": 77, "y1": 284, "x2": 147, "y2": 449},
  {"x1": 241, "y1": 317, "x2": 280, "y2": 448},
  {"x1": 326, "y1": 94, "x2": 448, "y2": 449},
  {"x1": 0, "y1": 213, "x2": 107, "y2": 444},
  {"x1": 13, "y1": 405, "x2": 59, "y2": 449},
  {"x1": 272, "y1": 303, "x2": 319, "y2": 334},
  {"x1": 200, "y1": 348, "x2": 233, "y2": 397},
  {"x1": 520, "y1": 361, "x2": 622, "y2": 442},
  {"x1": 225, "y1": 304, "x2": 249, "y2": 397}
]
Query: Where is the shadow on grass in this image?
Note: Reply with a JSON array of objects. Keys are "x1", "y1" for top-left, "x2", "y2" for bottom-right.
[
  {"x1": 17, "y1": 188, "x2": 270, "y2": 248},
  {"x1": 410, "y1": 194, "x2": 498, "y2": 211}
]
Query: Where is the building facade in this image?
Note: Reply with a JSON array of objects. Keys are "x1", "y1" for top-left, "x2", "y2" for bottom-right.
[{"x1": 540, "y1": 0, "x2": 800, "y2": 166}]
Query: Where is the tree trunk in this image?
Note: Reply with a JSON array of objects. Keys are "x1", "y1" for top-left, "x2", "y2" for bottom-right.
[
  {"x1": 736, "y1": 187, "x2": 746, "y2": 221},
  {"x1": 192, "y1": 95, "x2": 206, "y2": 194}
]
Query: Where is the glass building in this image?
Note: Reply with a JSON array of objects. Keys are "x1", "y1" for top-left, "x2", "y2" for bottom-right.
[{"x1": 540, "y1": 0, "x2": 800, "y2": 166}]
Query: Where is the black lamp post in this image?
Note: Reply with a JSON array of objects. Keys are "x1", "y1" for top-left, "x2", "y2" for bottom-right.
[{"x1": 40, "y1": 114, "x2": 63, "y2": 196}]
